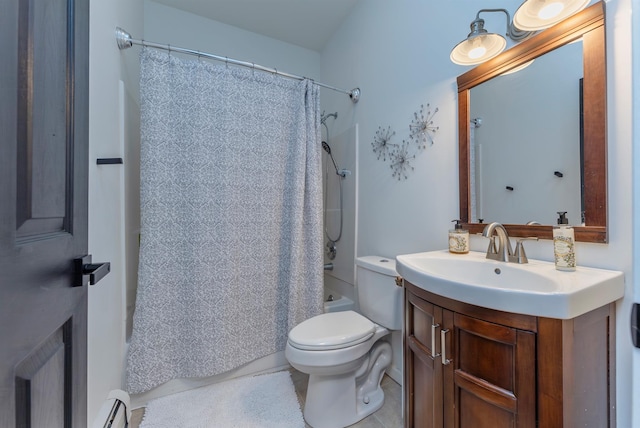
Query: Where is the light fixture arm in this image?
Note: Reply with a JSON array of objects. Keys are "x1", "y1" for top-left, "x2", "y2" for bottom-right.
[{"x1": 474, "y1": 8, "x2": 535, "y2": 42}]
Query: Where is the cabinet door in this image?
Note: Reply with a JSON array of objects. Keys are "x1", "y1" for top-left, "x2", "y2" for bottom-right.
[
  {"x1": 446, "y1": 313, "x2": 536, "y2": 428},
  {"x1": 405, "y1": 292, "x2": 444, "y2": 428}
]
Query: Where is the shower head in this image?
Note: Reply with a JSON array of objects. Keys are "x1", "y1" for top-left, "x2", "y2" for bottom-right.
[
  {"x1": 322, "y1": 141, "x2": 332, "y2": 154},
  {"x1": 321, "y1": 141, "x2": 344, "y2": 177}
]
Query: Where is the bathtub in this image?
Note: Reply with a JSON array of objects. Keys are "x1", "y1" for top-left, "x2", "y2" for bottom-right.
[{"x1": 323, "y1": 290, "x2": 355, "y2": 313}]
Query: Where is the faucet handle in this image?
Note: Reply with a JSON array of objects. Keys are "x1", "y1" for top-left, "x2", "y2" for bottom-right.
[
  {"x1": 483, "y1": 235, "x2": 500, "y2": 260},
  {"x1": 511, "y1": 237, "x2": 539, "y2": 264}
]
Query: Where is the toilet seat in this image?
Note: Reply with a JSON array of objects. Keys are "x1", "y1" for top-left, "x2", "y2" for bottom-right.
[{"x1": 288, "y1": 311, "x2": 376, "y2": 351}]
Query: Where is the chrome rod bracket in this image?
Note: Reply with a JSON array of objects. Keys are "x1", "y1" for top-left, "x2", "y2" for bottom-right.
[
  {"x1": 116, "y1": 27, "x2": 133, "y2": 50},
  {"x1": 349, "y1": 88, "x2": 361, "y2": 103}
]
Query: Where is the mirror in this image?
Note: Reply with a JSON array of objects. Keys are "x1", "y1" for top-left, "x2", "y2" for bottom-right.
[
  {"x1": 458, "y1": 2, "x2": 606, "y2": 243},
  {"x1": 470, "y1": 41, "x2": 584, "y2": 226}
]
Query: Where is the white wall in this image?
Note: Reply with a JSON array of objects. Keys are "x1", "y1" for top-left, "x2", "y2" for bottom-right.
[
  {"x1": 321, "y1": 0, "x2": 462, "y2": 260},
  {"x1": 143, "y1": 1, "x2": 321, "y2": 80},
  {"x1": 320, "y1": 0, "x2": 636, "y2": 425},
  {"x1": 88, "y1": 0, "x2": 143, "y2": 424}
]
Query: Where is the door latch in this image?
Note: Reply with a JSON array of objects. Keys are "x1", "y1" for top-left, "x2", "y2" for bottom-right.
[{"x1": 74, "y1": 255, "x2": 111, "y2": 287}]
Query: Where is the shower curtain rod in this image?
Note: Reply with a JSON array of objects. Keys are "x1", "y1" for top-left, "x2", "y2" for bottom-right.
[{"x1": 115, "y1": 27, "x2": 360, "y2": 103}]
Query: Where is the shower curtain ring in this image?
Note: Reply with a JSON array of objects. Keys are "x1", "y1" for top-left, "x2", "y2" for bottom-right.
[{"x1": 225, "y1": 57, "x2": 229, "y2": 68}]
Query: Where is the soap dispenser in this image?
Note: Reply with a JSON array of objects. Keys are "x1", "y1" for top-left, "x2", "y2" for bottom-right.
[
  {"x1": 553, "y1": 211, "x2": 576, "y2": 271},
  {"x1": 449, "y1": 220, "x2": 469, "y2": 254}
]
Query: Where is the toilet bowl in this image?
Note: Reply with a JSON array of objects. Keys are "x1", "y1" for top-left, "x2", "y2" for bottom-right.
[{"x1": 285, "y1": 256, "x2": 402, "y2": 428}]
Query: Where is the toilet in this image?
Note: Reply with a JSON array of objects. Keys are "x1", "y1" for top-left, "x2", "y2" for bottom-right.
[{"x1": 285, "y1": 256, "x2": 402, "y2": 428}]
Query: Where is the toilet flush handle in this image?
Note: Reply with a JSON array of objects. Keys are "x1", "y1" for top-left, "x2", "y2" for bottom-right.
[{"x1": 395, "y1": 276, "x2": 403, "y2": 287}]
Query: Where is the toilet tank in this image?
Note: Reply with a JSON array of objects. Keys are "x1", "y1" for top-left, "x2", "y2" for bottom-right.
[{"x1": 356, "y1": 256, "x2": 402, "y2": 330}]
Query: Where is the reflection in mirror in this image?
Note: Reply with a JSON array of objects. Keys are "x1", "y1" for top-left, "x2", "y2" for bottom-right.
[
  {"x1": 469, "y1": 40, "x2": 584, "y2": 226},
  {"x1": 457, "y1": 2, "x2": 607, "y2": 243}
]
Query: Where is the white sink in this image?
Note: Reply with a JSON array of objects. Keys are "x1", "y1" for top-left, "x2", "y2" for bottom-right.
[{"x1": 396, "y1": 250, "x2": 624, "y2": 319}]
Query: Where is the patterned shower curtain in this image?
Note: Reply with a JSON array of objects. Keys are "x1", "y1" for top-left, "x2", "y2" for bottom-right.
[{"x1": 126, "y1": 48, "x2": 324, "y2": 394}]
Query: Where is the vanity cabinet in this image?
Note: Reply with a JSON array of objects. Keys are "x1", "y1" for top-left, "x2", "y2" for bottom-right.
[{"x1": 404, "y1": 280, "x2": 615, "y2": 428}]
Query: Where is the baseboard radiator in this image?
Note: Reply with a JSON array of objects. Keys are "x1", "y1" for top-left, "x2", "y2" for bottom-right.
[{"x1": 93, "y1": 390, "x2": 132, "y2": 428}]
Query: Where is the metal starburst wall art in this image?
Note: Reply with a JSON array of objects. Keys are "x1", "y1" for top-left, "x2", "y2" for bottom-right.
[
  {"x1": 371, "y1": 125, "x2": 396, "y2": 161},
  {"x1": 389, "y1": 140, "x2": 416, "y2": 181},
  {"x1": 371, "y1": 103, "x2": 439, "y2": 180},
  {"x1": 409, "y1": 103, "x2": 439, "y2": 147}
]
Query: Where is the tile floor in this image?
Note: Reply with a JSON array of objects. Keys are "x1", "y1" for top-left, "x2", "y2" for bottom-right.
[{"x1": 129, "y1": 368, "x2": 403, "y2": 428}]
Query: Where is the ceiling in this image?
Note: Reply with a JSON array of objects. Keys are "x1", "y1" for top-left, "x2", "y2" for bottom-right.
[{"x1": 150, "y1": 0, "x2": 361, "y2": 52}]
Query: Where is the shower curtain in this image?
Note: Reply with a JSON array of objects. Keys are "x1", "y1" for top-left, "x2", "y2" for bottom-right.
[{"x1": 126, "y1": 48, "x2": 324, "y2": 394}]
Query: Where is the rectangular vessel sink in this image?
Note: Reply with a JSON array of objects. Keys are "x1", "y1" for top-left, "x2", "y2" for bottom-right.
[{"x1": 396, "y1": 250, "x2": 624, "y2": 319}]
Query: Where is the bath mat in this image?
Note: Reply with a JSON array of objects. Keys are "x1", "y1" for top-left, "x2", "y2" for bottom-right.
[{"x1": 139, "y1": 371, "x2": 305, "y2": 428}]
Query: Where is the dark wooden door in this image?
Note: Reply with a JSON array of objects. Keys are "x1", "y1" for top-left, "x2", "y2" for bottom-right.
[
  {"x1": 450, "y1": 313, "x2": 536, "y2": 428},
  {"x1": 0, "y1": 0, "x2": 89, "y2": 426},
  {"x1": 405, "y1": 291, "x2": 444, "y2": 428}
]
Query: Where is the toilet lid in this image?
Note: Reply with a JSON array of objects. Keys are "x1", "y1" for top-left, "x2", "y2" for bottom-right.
[{"x1": 288, "y1": 311, "x2": 376, "y2": 351}]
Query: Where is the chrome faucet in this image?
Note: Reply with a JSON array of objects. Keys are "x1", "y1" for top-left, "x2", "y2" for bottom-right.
[{"x1": 482, "y1": 222, "x2": 513, "y2": 262}]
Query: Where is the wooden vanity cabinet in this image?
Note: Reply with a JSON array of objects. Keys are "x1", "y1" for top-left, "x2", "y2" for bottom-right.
[{"x1": 404, "y1": 280, "x2": 615, "y2": 428}]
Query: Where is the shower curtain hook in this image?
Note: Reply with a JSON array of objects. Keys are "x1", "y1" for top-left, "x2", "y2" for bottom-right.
[
  {"x1": 167, "y1": 44, "x2": 171, "y2": 57},
  {"x1": 225, "y1": 56, "x2": 229, "y2": 68}
]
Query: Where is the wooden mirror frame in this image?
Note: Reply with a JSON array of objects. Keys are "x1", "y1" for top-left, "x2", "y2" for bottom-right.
[{"x1": 457, "y1": 2, "x2": 606, "y2": 243}]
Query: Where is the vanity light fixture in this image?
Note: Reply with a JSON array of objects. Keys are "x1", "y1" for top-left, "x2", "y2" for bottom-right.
[
  {"x1": 514, "y1": 0, "x2": 590, "y2": 31},
  {"x1": 450, "y1": 9, "x2": 534, "y2": 66}
]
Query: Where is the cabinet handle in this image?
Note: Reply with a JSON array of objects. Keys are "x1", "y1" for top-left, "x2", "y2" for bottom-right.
[
  {"x1": 441, "y1": 329, "x2": 452, "y2": 365},
  {"x1": 431, "y1": 324, "x2": 440, "y2": 358}
]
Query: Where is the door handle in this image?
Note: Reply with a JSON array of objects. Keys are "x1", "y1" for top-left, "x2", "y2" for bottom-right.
[
  {"x1": 441, "y1": 329, "x2": 452, "y2": 366},
  {"x1": 74, "y1": 255, "x2": 111, "y2": 287},
  {"x1": 431, "y1": 323, "x2": 441, "y2": 358}
]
